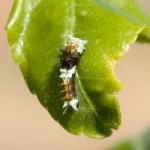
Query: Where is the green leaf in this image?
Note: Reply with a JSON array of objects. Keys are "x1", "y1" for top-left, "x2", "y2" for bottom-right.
[
  {"x1": 138, "y1": 27, "x2": 150, "y2": 43},
  {"x1": 6, "y1": 0, "x2": 150, "y2": 138}
]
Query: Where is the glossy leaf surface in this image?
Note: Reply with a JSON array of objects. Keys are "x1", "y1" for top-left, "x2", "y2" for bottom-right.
[{"x1": 6, "y1": 0, "x2": 150, "y2": 138}]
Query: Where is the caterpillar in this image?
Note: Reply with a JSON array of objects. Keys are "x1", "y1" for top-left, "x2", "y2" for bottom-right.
[{"x1": 59, "y1": 35, "x2": 87, "y2": 112}]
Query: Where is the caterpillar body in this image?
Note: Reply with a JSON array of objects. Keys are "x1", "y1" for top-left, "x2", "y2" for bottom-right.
[{"x1": 59, "y1": 35, "x2": 87, "y2": 112}]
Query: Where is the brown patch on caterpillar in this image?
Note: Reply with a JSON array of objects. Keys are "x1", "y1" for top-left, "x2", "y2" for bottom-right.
[
  {"x1": 60, "y1": 42, "x2": 81, "y2": 70},
  {"x1": 62, "y1": 77, "x2": 76, "y2": 102}
]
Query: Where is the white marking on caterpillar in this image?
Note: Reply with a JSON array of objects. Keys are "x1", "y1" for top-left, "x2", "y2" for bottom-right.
[
  {"x1": 66, "y1": 35, "x2": 87, "y2": 54},
  {"x1": 59, "y1": 66, "x2": 76, "y2": 79}
]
